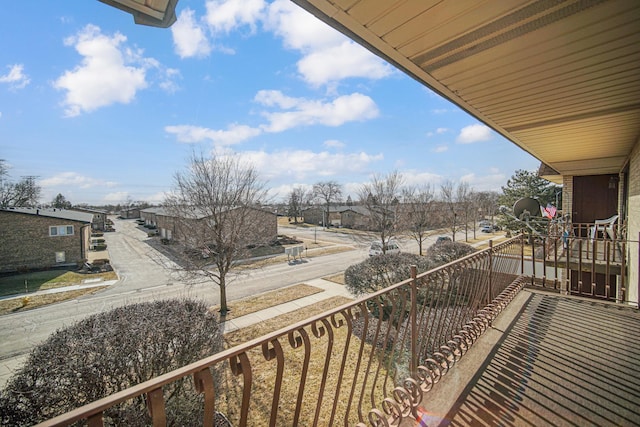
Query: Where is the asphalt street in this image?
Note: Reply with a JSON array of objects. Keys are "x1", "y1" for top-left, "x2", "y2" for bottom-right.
[{"x1": 0, "y1": 218, "x2": 369, "y2": 386}]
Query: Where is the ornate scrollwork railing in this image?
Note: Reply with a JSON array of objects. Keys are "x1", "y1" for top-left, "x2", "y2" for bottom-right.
[{"x1": 38, "y1": 236, "x2": 526, "y2": 427}]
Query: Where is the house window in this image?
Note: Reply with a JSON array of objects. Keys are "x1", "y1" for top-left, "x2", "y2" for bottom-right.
[{"x1": 49, "y1": 225, "x2": 74, "y2": 236}]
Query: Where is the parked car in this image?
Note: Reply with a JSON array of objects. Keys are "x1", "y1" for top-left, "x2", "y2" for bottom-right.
[
  {"x1": 436, "y1": 236, "x2": 452, "y2": 244},
  {"x1": 481, "y1": 224, "x2": 500, "y2": 232},
  {"x1": 368, "y1": 241, "x2": 401, "y2": 256}
]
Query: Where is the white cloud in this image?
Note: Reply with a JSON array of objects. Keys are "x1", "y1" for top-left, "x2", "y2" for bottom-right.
[
  {"x1": 460, "y1": 171, "x2": 506, "y2": 191},
  {"x1": 324, "y1": 139, "x2": 345, "y2": 149},
  {"x1": 433, "y1": 145, "x2": 448, "y2": 153},
  {"x1": 104, "y1": 191, "x2": 130, "y2": 202},
  {"x1": 165, "y1": 123, "x2": 262, "y2": 146},
  {"x1": 159, "y1": 68, "x2": 181, "y2": 93},
  {"x1": 166, "y1": 91, "x2": 379, "y2": 148},
  {"x1": 205, "y1": 0, "x2": 266, "y2": 34},
  {"x1": 147, "y1": 191, "x2": 170, "y2": 204},
  {"x1": 255, "y1": 90, "x2": 379, "y2": 132},
  {"x1": 457, "y1": 124, "x2": 492, "y2": 144},
  {"x1": 402, "y1": 171, "x2": 444, "y2": 187},
  {"x1": 172, "y1": 9, "x2": 211, "y2": 58},
  {"x1": 0, "y1": 64, "x2": 30, "y2": 89},
  {"x1": 235, "y1": 149, "x2": 383, "y2": 181},
  {"x1": 264, "y1": 0, "x2": 342, "y2": 52},
  {"x1": 297, "y1": 40, "x2": 392, "y2": 87},
  {"x1": 53, "y1": 25, "x2": 148, "y2": 117},
  {"x1": 265, "y1": 0, "x2": 392, "y2": 86},
  {"x1": 426, "y1": 127, "x2": 449, "y2": 137},
  {"x1": 40, "y1": 172, "x2": 117, "y2": 189},
  {"x1": 268, "y1": 182, "x2": 313, "y2": 202}
]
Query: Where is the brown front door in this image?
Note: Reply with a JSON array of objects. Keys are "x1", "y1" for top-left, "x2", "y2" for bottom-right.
[
  {"x1": 572, "y1": 174, "x2": 618, "y2": 224},
  {"x1": 571, "y1": 174, "x2": 619, "y2": 301}
]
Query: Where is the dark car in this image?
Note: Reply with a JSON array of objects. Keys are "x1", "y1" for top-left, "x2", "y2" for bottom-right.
[{"x1": 436, "y1": 236, "x2": 452, "y2": 243}]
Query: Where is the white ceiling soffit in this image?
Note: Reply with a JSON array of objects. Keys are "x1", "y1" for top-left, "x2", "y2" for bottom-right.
[
  {"x1": 292, "y1": 0, "x2": 640, "y2": 177},
  {"x1": 98, "y1": 0, "x2": 178, "y2": 27}
]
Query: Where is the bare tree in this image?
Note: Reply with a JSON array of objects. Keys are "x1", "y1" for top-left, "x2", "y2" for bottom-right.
[
  {"x1": 0, "y1": 161, "x2": 41, "y2": 208},
  {"x1": 359, "y1": 171, "x2": 404, "y2": 253},
  {"x1": 402, "y1": 184, "x2": 435, "y2": 255},
  {"x1": 440, "y1": 181, "x2": 476, "y2": 242},
  {"x1": 313, "y1": 181, "x2": 343, "y2": 227},
  {"x1": 457, "y1": 182, "x2": 474, "y2": 242},
  {"x1": 475, "y1": 190, "x2": 500, "y2": 223},
  {"x1": 287, "y1": 186, "x2": 309, "y2": 223},
  {"x1": 164, "y1": 153, "x2": 268, "y2": 314}
]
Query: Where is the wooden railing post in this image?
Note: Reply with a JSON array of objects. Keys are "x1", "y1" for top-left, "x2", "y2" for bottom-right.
[{"x1": 410, "y1": 265, "x2": 418, "y2": 376}]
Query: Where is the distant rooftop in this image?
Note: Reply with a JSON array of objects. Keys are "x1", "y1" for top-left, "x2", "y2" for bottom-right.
[{"x1": 1, "y1": 207, "x2": 93, "y2": 223}]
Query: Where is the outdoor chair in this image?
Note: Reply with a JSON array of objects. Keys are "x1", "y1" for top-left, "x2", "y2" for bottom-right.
[{"x1": 589, "y1": 214, "x2": 619, "y2": 240}]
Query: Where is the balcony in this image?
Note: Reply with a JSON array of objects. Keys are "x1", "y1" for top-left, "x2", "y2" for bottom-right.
[{"x1": 35, "y1": 233, "x2": 639, "y2": 427}]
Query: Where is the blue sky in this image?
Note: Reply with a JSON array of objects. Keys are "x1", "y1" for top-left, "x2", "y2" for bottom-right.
[{"x1": 0, "y1": 0, "x2": 540, "y2": 206}]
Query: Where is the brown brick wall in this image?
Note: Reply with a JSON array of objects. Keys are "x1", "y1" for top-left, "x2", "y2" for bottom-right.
[
  {"x1": 0, "y1": 211, "x2": 90, "y2": 272},
  {"x1": 562, "y1": 175, "x2": 573, "y2": 219}
]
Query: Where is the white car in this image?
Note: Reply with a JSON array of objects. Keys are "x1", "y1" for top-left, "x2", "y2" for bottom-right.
[{"x1": 369, "y1": 241, "x2": 401, "y2": 256}]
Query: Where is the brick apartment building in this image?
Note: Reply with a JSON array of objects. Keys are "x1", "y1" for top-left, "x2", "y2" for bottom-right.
[{"x1": 0, "y1": 207, "x2": 93, "y2": 273}]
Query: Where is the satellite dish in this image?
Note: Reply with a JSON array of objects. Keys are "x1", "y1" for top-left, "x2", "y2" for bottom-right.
[{"x1": 513, "y1": 197, "x2": 541, "y2": 220}]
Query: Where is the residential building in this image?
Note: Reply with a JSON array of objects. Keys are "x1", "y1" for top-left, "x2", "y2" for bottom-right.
[
  {"x1": 119, "y1": 207, "x2": 140, "y2": 219},
  {"x1": 303, "y1": 205, "x2": 379, "y2": 229},
  {"x1": 70, "y1": 207, "x2": 108, "y2": 231},
  {"x1": 143, "y1": 206, "x2": 277, "y2": 248},
  {"x1": 0, "y1": 207, "x2": 93, "y2": 273},
  {"x1": 140, "y1": 206, "x2": 165, "y2": 228}
]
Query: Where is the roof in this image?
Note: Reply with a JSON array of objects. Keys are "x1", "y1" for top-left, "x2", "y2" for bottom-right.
[
  {"x1": 98, "y1": 0, "x2": 178, "y2": 28},
  {"x1": 146, "y1": 205, "x2": 275, "y2": 220},
  {"x1": 70, "y1": 207, "x2": 107, "y2": 215},
  {"x1": 140, "y1": 207, "x2": 168, "y2": 215},
  {"x1": 293, "y1": 0, "x2": 640, "y2": 179},
  {"x1": 1, "y1": 207, "x2": 93, "y2": 223}
]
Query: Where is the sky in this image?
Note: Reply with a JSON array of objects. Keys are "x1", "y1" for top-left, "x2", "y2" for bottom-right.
[{"x1": 0, "y1": 0, "x2": 540, "y2": 206}]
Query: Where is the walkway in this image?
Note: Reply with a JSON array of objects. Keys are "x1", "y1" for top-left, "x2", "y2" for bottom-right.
[{"x1": 220, "y1": 277, "x2": 352, "y2": 333}]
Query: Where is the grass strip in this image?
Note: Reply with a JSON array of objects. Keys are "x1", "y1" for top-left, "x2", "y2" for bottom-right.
[
  {"x1": 322, "y1": 272, "x2": 345, "y2": 285},
  {"x1": 0, "y1": 270, "x2": 117, "y2": 298},
  {"x1": 223, "y1": 295, "x2": 353, "y2": 347},
  {"x1": 212, "y1": 284, "x2": 324, "y2": 321},
  {"x1": 0, "y1": 287, "x2": 108, "y2": 315},
  {"x1": 234, "y1": 245, "x2": 354, "y2": 270}
]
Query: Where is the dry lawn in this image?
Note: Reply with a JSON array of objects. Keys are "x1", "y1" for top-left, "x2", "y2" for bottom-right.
[
  {"x1": 39, "y1": 271, "x2": 117, "y2": 290},
  {"x1": 0, "y1": 287, "x2": 108, "y2": 315},
  {"x1": 218, "y1": 295, "x2": 394, "y2": 425},
  {"x1": 234, "y1": 245, "x2": 354, "y2": 270},
  {"x1": 323, "y1": 272, "x2": 345, "y2": 285},
  {"x1": 211, "y1": 284, "x2": 323, "y2": 320}
]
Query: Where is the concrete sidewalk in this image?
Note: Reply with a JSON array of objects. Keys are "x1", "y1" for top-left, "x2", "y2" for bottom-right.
[
  {"x1": 0, "y1": 279, "x2": 119, "y2": 301},
  {"x1": 220, "y1": 277, "x2": 353, "y2": 333}
]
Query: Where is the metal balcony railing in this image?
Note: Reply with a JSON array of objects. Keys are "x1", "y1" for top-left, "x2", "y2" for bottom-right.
[
  {"x1": 36, "y1": 236, "x2": 528, "y2": 427},
  {"x1": 525, "y1": 222, "x2": 638, "y2": 304}
]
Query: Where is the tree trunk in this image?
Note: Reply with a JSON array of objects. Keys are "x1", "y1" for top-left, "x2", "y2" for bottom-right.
[{"x1": 219, "y1": 273, "x2": 228, "y2": 315}]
